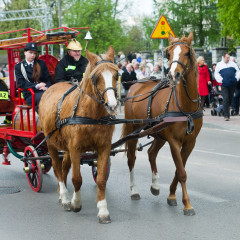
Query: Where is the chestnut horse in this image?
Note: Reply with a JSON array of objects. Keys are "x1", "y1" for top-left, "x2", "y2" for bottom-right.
[
  {"x1": 122, "y1": 32, "x2": 202, "y2": 215},
  {"x1": 39, "y1": 46, "x2": 118, "y2": 223}
]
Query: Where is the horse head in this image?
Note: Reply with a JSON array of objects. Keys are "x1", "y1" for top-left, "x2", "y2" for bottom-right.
[
  {"x1": 166, "y1": 32, "x2": 194, "y2": 85},
  {"x1": 85, "y1": 46, "x2": 118, "y2": 115}
]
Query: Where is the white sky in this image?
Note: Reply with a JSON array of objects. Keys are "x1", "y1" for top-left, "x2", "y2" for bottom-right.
[
  {"x1": 131, "y1": 0, "x2": 154, "y2": 16},
  {"x1": 119, "y1": 0, "x2": 154, "y2": 25}
]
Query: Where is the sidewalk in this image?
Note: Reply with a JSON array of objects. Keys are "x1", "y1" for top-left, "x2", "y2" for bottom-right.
[
  {"x1": 202, "y1": 107, "x2": 240, "y2": 132},
  {"x1": 117, "y1": 106, "x2": 240, "y2": 133}
]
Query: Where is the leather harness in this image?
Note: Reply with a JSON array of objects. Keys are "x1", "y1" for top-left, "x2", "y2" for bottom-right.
[{"x1": 36, "y1": 46, "x2": 203, "y2": 151}]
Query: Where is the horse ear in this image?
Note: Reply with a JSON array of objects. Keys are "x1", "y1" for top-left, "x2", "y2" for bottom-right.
[
  {"x1": 186, "y1": 32, "x2": 194, "y2": 45},
  {"x1": 168, "y1": 33, "x2": 175, "y2": 43},
  {"x1": 107, "y1": 45, "x2": 115, "y2": 61},
  {"x1": 86, "y1": 49, "x2": 97, "y2": 64}
]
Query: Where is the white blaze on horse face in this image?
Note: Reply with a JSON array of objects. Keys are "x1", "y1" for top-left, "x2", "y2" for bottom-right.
[
  {"x1": 170, "y1": 45, "x2": 182, "y2": 79},
  {"x1": 102, "y1": 70, "x2": 117, "y2": 108}
]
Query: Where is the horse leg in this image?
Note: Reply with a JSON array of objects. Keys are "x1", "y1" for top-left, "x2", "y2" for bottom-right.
[
  {"x1": 148, "y1": 138, "x2": 166, "y2": 196},
  {"x1": 167, "y1": 171, "x2": 178, "y2": 206},
  {"x1": 62, "y1": 152, "x2": 71, "y2": 186},
  {"x1": 57, "y1": 152, "x2": 71, "y2": 203},
  {"x1": 48, "y1": 145, "x2": 71, "y2": 210},
  {"x1": 168, "y1": 140, "x2": 195, "y2": 216},
  {"x1": 69, "y1": 149, "x2": 82, "y2": 213},
  {"x1": 127, "y1": 139, "x2": 140, "y2": 200},
  {"x1": 167, "y1": 140, "x2": 196, "y2": 208},
  {"x1": 96, "y1": 146, "x2": 111, "y2": 224}
]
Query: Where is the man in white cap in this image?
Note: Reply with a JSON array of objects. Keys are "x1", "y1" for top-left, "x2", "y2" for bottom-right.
[{"x1": 55, "y1": 39, "x2": 88, "y2": 83}]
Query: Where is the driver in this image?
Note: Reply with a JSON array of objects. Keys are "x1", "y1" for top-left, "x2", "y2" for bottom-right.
[{"x1": 55, "y1": 39, "x2": 88, "y2": 83}]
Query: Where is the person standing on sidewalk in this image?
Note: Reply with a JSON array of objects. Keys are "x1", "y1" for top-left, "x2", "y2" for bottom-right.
[
  {"x1": 197, "y1": 56, "x2": 211, "y2": 109},
  {"x1": 215, "y1": 53, "x2": 240, "y2": 121}
]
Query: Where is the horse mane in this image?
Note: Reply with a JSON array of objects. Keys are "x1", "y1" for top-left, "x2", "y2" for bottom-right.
[
  {"x1": 165, "y1": 35, "x2": 198, "y2": 79},
  {"x1": 79, "y1": 54, "x2": 119, "y2": 90}
]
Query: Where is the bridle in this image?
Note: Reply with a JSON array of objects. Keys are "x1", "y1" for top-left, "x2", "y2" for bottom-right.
[
  {"x1": 167, "y1": 42, "x2": 199, "y2": 103},
  {"x1": 168, "y1": 42, "x2": 191, "y2": 74},
  {"x1": 89, "y1": 55, "x2": 118, "y2": 105}
]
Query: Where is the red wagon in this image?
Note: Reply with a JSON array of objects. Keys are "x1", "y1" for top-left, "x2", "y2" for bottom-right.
[{"x1": 0, "y1": 27, "x2": 91, "y2": 192}]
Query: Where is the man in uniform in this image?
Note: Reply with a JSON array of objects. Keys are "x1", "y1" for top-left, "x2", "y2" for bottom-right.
[{"x1": 55, "y1": 39, "x2": 88, "y2": 83}]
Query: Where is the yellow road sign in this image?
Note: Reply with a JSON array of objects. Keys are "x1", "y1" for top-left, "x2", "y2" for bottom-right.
[{"x1": 151, "y1": 15, "x2": 175, "y2": 39}]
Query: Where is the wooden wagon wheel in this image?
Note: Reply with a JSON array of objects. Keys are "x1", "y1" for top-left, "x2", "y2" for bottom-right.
[{"x1": 24, "y1": 145, "x2": 43, "y2": 192}]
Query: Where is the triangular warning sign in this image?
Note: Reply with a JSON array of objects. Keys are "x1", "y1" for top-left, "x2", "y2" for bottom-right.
[{"x1": 151, "y1": 15, "x2": 175, "y2": 39}]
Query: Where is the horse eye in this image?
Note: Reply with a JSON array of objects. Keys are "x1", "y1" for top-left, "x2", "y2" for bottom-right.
[
  {"x1": 185, "y1": 52, "x2": 190, "y2": 57},
  {"x1": 165, "y1": 51, "x2": 170, "y2": 60}
]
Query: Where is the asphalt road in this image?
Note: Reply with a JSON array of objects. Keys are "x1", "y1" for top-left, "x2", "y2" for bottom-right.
[{"x1": 0, "y1": 111, "x2": 240, "y2": 240}]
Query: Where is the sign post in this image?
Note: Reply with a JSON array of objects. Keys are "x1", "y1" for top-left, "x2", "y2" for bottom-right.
[{"x1": 151, "y1": 15, "x2": 175, "y2": 80}]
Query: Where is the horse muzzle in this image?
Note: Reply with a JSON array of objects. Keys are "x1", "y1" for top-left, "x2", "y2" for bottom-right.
[
  {"x1": 104, "y1": 102, "x2": 118, "y2": 115},
  {"x1": 168, "y1": 72, "x2": 181, "y2": 85}
]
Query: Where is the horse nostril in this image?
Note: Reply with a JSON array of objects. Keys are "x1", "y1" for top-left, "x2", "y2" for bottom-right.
[{"x1": 175, "y1": 72, "x2": 180, "y2": 79}]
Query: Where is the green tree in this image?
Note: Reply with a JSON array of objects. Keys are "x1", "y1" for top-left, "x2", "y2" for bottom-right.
[
  {"x1": 63, "y1": 0, "x2": 124, "y2": 54},
  {"x1": 151, "y1": 0, "x2": 220, "y2": 48},
  {"x1": 120, "y1": 24, "x2": 145, "y2": 54},
  {"x1": 141, "y1": 0, "x2": 169, "y2": 52},
  {"x1": 0, "y1": 0, "x2": 35, "y2": 40},
  {"x1": 0, "y1": 0, "x2": 58, "y2": 40},
  {"x1": 216, "y1": 0, "x2": 240, "y2": 45}
]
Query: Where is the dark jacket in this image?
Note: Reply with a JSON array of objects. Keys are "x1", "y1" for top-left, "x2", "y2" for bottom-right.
[
  {"x1": 15, "y1": 59, "x2": 52, "y2": 99},
  {"x1": 121, "y1": 71, "x2": 137, "y2": 90},
  {"x1": 55, "y1": 54, "x2": 88, "y2": 83}
]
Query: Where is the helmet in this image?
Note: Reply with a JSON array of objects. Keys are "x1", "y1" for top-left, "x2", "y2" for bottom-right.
[
  {"x1": 24, "y1": 42, "x2": 39, "y2": 52},
  {"x1": 67, "y1": 39, "x2": 82, "y2": 51}
]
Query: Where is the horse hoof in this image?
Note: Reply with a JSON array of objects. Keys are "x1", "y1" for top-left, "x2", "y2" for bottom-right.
[
  {"x1": 62, "y1": 202, "x2": 71, "y2": 211},
  {"x1": 98, "y1": 215, "x2": 111, "y2": 224},
  {"x1": 131, "y1": 193, "x2": 141, "y2": 200},
  {"x1": 167, "y1": 198, "x2": 177, "y2": 206},
  {"x1": 150, "y1": 187, "x2": 160, "y2": 196},
  {"x1": 71, "y1": 205, "x2": 82, "y2": 213},
  {"x1": 184, "y1": 208, "x2": 195, "y2": 216}
]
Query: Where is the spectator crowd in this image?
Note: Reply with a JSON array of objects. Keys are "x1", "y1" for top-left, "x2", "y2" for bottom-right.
[{"x1": 117, "y1": 50, "x2": 240, "y2": 121}]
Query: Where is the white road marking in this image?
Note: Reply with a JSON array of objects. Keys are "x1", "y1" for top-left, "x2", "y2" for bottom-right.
[
  {"x1": 161, "y1": 184, "x2": 227, "y2": 203},
  {"x1": 202, "y1": 126, "x2": 240, "y2": 134},
  {"x1": 194, "y1": 149, "x2": 240, "y2": 158},
  {"x1": 161, "y1": 144, "x2": 240, "y2": 159}
]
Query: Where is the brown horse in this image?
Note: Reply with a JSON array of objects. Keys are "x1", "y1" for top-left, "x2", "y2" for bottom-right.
[
  {"x1": 39, "y1": 46, "x2": 118, "y2": 223},
  {"x1": 122, "y1": 32, "x2": 202, "y2": 215}
]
